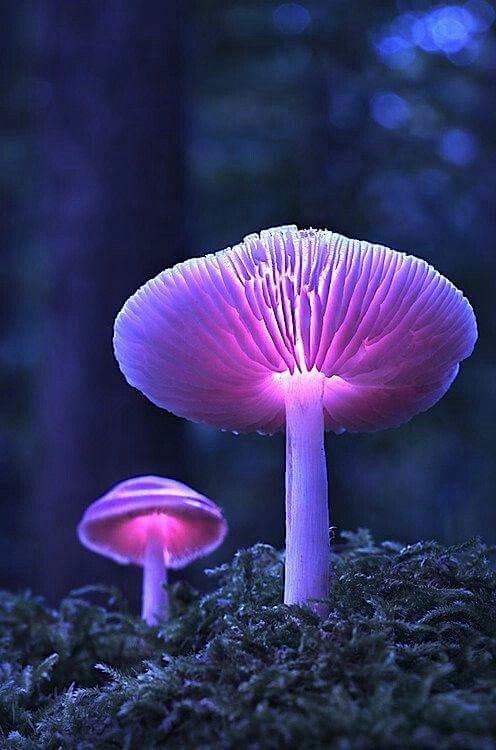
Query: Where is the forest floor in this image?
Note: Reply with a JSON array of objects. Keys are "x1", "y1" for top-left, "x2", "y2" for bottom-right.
[{"x1": 1, "y1": 530, "x2": 495, "y2": 749}]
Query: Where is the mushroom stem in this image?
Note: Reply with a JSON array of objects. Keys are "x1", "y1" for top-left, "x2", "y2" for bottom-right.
[
  {"x1": 284, "y1": 373, "x2": 330, "y2": 616},
  {"x1": 141, "y1": 527, "x2": 169, "y2": 625}
]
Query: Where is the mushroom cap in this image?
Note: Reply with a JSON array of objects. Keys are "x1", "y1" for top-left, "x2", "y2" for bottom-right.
[
  {"x1": 114, "y1": 225, "x2": 477, "y2": 435},
  {"x1": 77, "y1": 476, "x2": 227, "y2": 568}
]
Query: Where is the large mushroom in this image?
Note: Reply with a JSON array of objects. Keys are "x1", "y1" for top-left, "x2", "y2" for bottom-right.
[
  {"x1": 114, "y1": 226, "x2": 477, "y2": 614},
  {"x1": 78, "y1": 475, "x2": 227, "y2": 624}
]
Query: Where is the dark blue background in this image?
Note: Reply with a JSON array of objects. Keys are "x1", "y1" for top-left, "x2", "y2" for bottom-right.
[{"x1": 1, "y1": 0, "x2": 494, "y2": 610}]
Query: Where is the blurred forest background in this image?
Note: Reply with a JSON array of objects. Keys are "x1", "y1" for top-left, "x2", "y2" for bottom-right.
[{"x1": 1, "y1": 0, "x2": 494, "y2": 609}]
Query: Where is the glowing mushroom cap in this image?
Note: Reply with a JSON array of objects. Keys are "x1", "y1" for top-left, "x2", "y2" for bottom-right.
[
  {"x1": 77, "y1": 476, "x2": 227, "y2": 569},
  {"x1": 114, "y1": 225, "x2": 477, "y2": 435}
]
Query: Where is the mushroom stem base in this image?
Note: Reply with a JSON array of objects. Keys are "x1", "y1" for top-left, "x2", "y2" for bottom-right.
[
  {"x1": 142, "y1": 528, "x2": 169, "y2": 625},
  {"x1": 284, "y1": 374, "x2": 330, "y2": 616}
]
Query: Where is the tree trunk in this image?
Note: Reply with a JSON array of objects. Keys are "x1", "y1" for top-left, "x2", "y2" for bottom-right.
[{"x1": 33, "y1": 1, "x2": 187, "y2": 603}]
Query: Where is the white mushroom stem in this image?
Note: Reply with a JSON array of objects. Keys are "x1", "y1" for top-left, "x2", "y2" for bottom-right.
[
  {"x1": 142, "y1": 526, "x2": 169, "y2": 625},
  {"x1": 284, "y1": 373, "x2": 330, "y2": 616}
]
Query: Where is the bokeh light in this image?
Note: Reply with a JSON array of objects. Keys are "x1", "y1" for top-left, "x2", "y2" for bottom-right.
[
  {"x1": 273, "y1": 3, "x2": 311, "y2": 35},
  {"x1": 375, "y1": 2, "x2": 495, "y2": 67},
  {"x1": 371, "y1": 92, "x2": 411, "y2": 129},
  {"x1": 439, "y1": 127, "x2": 479, "y2": 164}
]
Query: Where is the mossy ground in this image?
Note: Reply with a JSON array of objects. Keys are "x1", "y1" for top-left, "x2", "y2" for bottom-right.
[{"x1": 1, "y1": 530, "x2": 496, "y2": 749}]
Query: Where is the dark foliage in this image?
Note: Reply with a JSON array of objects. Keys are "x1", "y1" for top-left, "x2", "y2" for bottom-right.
[{"x1": 2, "y1": 531, "x2": 496, "y2": 749}]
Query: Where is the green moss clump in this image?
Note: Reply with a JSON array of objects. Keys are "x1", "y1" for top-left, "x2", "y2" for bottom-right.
[{"x1": 2, "y1": 531, "x2": 496, "y2": 749}]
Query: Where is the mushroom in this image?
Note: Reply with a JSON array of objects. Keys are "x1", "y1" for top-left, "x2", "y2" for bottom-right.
[
  {"x1": 113, "y1": 226, "x2": 477, "y2": 615},
  {"x1": 77, "y1": 475, "x2": 227, "y2": 624}
]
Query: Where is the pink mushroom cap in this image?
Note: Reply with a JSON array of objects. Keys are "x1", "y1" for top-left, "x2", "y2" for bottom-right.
[
  {"x1": 114, "y1": 225, "x2": 477, "y2": 435},
  {"x1": 77, "y1": 476, "x2": 227, "y2": 568}
]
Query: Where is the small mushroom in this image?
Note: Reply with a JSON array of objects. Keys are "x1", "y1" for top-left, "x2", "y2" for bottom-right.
[
  {"x1": 77, "y1": 475, "x2": 227, "y2": 624},
  {"x1": 113, "y1": 227, "x2": 477, "y2": 615}
]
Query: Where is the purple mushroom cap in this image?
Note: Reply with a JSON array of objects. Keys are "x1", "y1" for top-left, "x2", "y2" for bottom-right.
[
  {"x1": 78, "y1": 475, "x2": 227, "y2": 569},
  {"x1": 113, "y1": 225, "x2": 477, "y2": 435}
]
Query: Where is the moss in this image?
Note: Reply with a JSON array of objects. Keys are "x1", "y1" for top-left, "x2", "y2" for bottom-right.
[{"x1": 1, "y1": 531, "x2": 496, "y2": 749}]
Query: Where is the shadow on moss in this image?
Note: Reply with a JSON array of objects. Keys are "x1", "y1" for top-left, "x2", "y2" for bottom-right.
[{"x1": 2, "y1": 530, "x2": 496, "y2": 749}]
